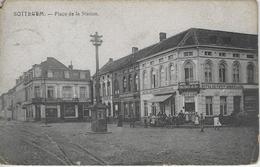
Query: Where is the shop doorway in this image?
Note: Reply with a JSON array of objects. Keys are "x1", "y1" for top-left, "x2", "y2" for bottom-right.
[
  {"x1": 233, "y1": 96, "x2": 241, "y2": 113},
  {"x1": 185, "y1": 102, "x2": 195, "y2": 122},
  {"x1": 35, "y1": 105, "x2": 41, "y2": 121}
]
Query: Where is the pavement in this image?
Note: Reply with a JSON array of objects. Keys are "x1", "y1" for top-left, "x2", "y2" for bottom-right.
[{"x1": 0, "y1": 120, "x2": 258, "y2": 165}]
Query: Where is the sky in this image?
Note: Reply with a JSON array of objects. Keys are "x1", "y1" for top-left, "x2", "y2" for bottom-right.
[{"x1": 0, "y1": 0, "x2": 258, "y2": 94}]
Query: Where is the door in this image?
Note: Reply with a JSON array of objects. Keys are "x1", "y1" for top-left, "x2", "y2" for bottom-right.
[
  {"x1": 185, "y1": 102, "x2": 195, "y2": 121},
  {"x1": 233, "y1": 96, "x2": 241, "y2": 113},
  {"x1": 35, "y1": 105, "x2": 41, "y2": 121}
]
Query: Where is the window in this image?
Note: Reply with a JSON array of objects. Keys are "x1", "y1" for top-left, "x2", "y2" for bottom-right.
[
  {"x1": 247, "y1": 63, "x2": 254, "y2": 83},
  {"x1": 150, "y1": 61, "x2": 154, "y2": 65},
  {"x1": 128, "y1": 75, "x2": 132, "y2": 92},
  {"x1": 219, "y1": 52, "x2": 226, "y2": 57},
  {"x1": 134, "y1": 74, "x2": 139, "y2": 91},
  {"x1": 232, "y1": 62, "x2": 240, "y2": 83},
  {"x1": 47, "y1": 71, "x2": 53, "y2": 78},
  {"x1": 62, "y1": 86, "x2": 72, "y2": 98},
  {"x1": 72, "y1": 72, "x2": 79, "y2": 78},
  {"x1": 123, "y1": 76, "x2": 127, "y2": 92},
  {"x1": 124, "y1": 103, "x2": 128, "y2": 118},
  {"x1": 204, "y1": 61, "x2": 212, "y2": 83},
  {"x1": 102, "y1": 82, "x2": 106, "y2": 96},
  {"x1": 144, "y1": 101, "x2": 148, "y2": 116},
  {"x1": 34, "y1": 86, "x2": 40, "y2": 98},
  {"x1": 219, "y1": 62, "x2": 226, "y2": 83},
  {"x1": 220, "y1": 96, "x2": 227, "y2": 115},
  {"x1": 204, "y1": 51, "x2": 212, "y2": 56},
  {"x1": 107, "y1": 81, "x2": 111, "y2": 96},
  {"x1": 64, "y1": 71, "x2": 69, "y2": 79},
  {"x1": 80, "y1": 72, "x2": 86, "y2": 79},
  {"x1": 64, "y1": 104, "x2": 76, "y2": 117},
  {"x1": 168, "y1": 55, "x2": 173, "y2": 60},
  {"x1": 143, "y1": 71, "x2": 148, "y2": 89},
  {"x1": 108, "y1": 103, "x2": 111, "y2": 116},
  {"x1": 206, "y1": 96, "x2": 213, "y2": 116},
  {"x1": 184, "y1": 62, "x2": 193, "y2": 82},
  {"x1": 151, "y1": 68, "x2": 157, "y2": 88},
  {"x1": 169, "y1": 64, "x2": 175, "y2": 81},
  {"x1": 114, "y1": 79, "x2": 119, "y2": 95},
  {"x1": 159, "y1": 58, "x2": 164, "y2": 63},
  {"x1": 142, "y1": 63, "x2": 145, "y2": 67},
  {"x1": 83, "y1": 104, "x2": 90, "y2": 117},
  {"x1": 47, "y1": 86, "x2": 54, "y2": 98},
  {"x1": 184, "y1": 51, "x2": 193, "y2": 56},
  {"x1": 233, "y1": 53, "x2": 240, "y2": 58},
  {"x1": 53, "y1": 71, "x2": 62, "y2": 78},
  {"x1": 80, "y1": 87, "x2": 86, "y2": 98},
  {"x1": 247, "y1": 54, "x2": 254, "y2": 59},
  {"x1": 159, "y1": 66, "x2": 165, "y2": 87}
]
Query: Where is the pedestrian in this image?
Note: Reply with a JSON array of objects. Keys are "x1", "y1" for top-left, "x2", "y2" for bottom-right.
[
  {"x1": 144, "y1": 118, "x2": 148, "y2": 128},
  {"x1": 213, "y1": 115, "x2": 222, "y2": 130},
  {"x1": 194, "y1": 112, "x2": 199, "y2": 127},
  {"x1": 200, "y1": 113, "x2": 204, "y2": 132}
]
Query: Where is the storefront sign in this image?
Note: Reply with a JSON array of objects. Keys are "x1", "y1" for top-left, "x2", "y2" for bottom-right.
[
  {"x1": 178, "y1": 82, "x2": 200, "y2": 94},
  {"x1": 201, "y1": 83, "x2": 242, "y2": 89}
]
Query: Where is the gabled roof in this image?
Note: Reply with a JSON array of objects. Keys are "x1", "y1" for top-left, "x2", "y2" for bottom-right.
[{"x1": 98, "y1": 28, "x2": 257, "y2": 76}]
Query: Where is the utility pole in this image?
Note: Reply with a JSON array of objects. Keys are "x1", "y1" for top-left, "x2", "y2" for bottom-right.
[
  {"x1": 90, "y1": 32, "x2": 103, "y2": 104},
  {"x1": 90, "y1": 32, "x2": 108, "y2": 133}
]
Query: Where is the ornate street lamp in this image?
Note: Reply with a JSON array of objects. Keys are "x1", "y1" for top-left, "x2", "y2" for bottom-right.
[{"x1": 90, "y1": 32, "x2": 108, "y2": 132}]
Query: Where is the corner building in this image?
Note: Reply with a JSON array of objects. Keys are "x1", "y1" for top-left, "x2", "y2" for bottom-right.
[{"x1": 139, "y1": 28, "x2": 258, "y2": 123}]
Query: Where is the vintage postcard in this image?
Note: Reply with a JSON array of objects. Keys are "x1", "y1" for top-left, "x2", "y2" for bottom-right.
[{"x1": 0, "y1": 0, "x2": 258, "y2": 165}]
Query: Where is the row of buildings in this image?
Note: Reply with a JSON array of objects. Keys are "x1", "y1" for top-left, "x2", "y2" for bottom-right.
[
  {"x1": 0, "y1": 57, "x2": 92, "y2": 122},
  {"x1": 0, "y1": 28, "x2": 258, "y2": 123},
  {"x1": 94, "y1": 28, "x2": 258, "y2": 123}
]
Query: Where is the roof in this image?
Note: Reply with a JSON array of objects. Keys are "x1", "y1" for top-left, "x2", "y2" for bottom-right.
[
  {"x1": 97, "y1": 28, "x2": 258, "y2": 76},
  {"x1": 40, "y1": 57, "x2": 69, "y2": 71}
]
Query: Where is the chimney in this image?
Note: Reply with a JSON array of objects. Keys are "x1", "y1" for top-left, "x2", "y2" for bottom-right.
[
  {"x1": 109, "y1": 58, "x2": 113, "y2": 62},
  {"x1": 132, "y1": 47, "x2": 138, "y2": 54},
  {"x1": 159, "y1": 32, "x2": 167, "y2": 41},
  {"x1": 68, "y1": 61, "x2": 73, "y2": 70}
]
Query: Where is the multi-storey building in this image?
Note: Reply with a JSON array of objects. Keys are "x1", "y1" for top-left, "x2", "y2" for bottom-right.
[
  {"x1": 1, "y1": 57, "x2": 92, "y2": 122},
  {"x1": 138, "y1": 28, "x2": 258, "y2": 122},
  {"x1": 96, "y1": 28, "x2": 258, "y2": 124}
]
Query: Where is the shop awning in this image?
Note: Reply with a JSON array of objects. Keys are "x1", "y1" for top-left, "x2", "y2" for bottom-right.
[{"x1": 148, "y1": 94, "x2": 172, "y2": 103}]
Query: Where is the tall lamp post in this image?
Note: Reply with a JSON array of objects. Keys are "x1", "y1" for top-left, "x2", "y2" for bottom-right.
[{"x1": 90, "y1": 32, "x2": 108, "y2": 132}]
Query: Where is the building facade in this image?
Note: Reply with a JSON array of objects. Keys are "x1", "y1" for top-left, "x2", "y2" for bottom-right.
[
  {"x1": 138, "y1": 28, "x2": 258, "y2": 123},
  {"x1": 1, "y1": 57, "x2": 92, "y2": 122}
]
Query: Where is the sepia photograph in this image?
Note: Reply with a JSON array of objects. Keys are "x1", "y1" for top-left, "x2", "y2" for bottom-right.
[{"x1": 0, "y1": 0, "x2": 259, "y2": 165}]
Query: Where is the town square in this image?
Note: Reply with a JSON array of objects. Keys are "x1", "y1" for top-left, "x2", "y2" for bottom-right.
[{"x1": 0, "y1": 0, "x2": 258, "y2": 165}]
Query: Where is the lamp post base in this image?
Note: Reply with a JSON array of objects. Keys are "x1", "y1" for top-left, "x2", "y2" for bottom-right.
[{"x1": 90, "y1": 103, "x2": 108, "y2": 133}]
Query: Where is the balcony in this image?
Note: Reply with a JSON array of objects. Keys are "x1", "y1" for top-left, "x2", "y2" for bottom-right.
[{"x1": 178, "y1": 81, "x2": 200, "y2": 94}]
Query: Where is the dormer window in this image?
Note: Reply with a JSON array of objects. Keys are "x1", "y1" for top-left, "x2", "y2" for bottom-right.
[
  {"x1": 64, "y1": 71, "x2": 69, "y2": 79},
  {"x1": 159, "y1": 58, "x2": 164, "y2": 63},
  {"x1": 80, "y1": 72, "x2": 86, "y2": 79},
  {"x1": 47, "y1": 71, "x2": 53, "y2": 78}
]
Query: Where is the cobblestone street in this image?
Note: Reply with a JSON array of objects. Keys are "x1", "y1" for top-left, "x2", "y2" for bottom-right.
[{"x1": 0, "y1": 120, "x2": 258, "y2": 165}]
